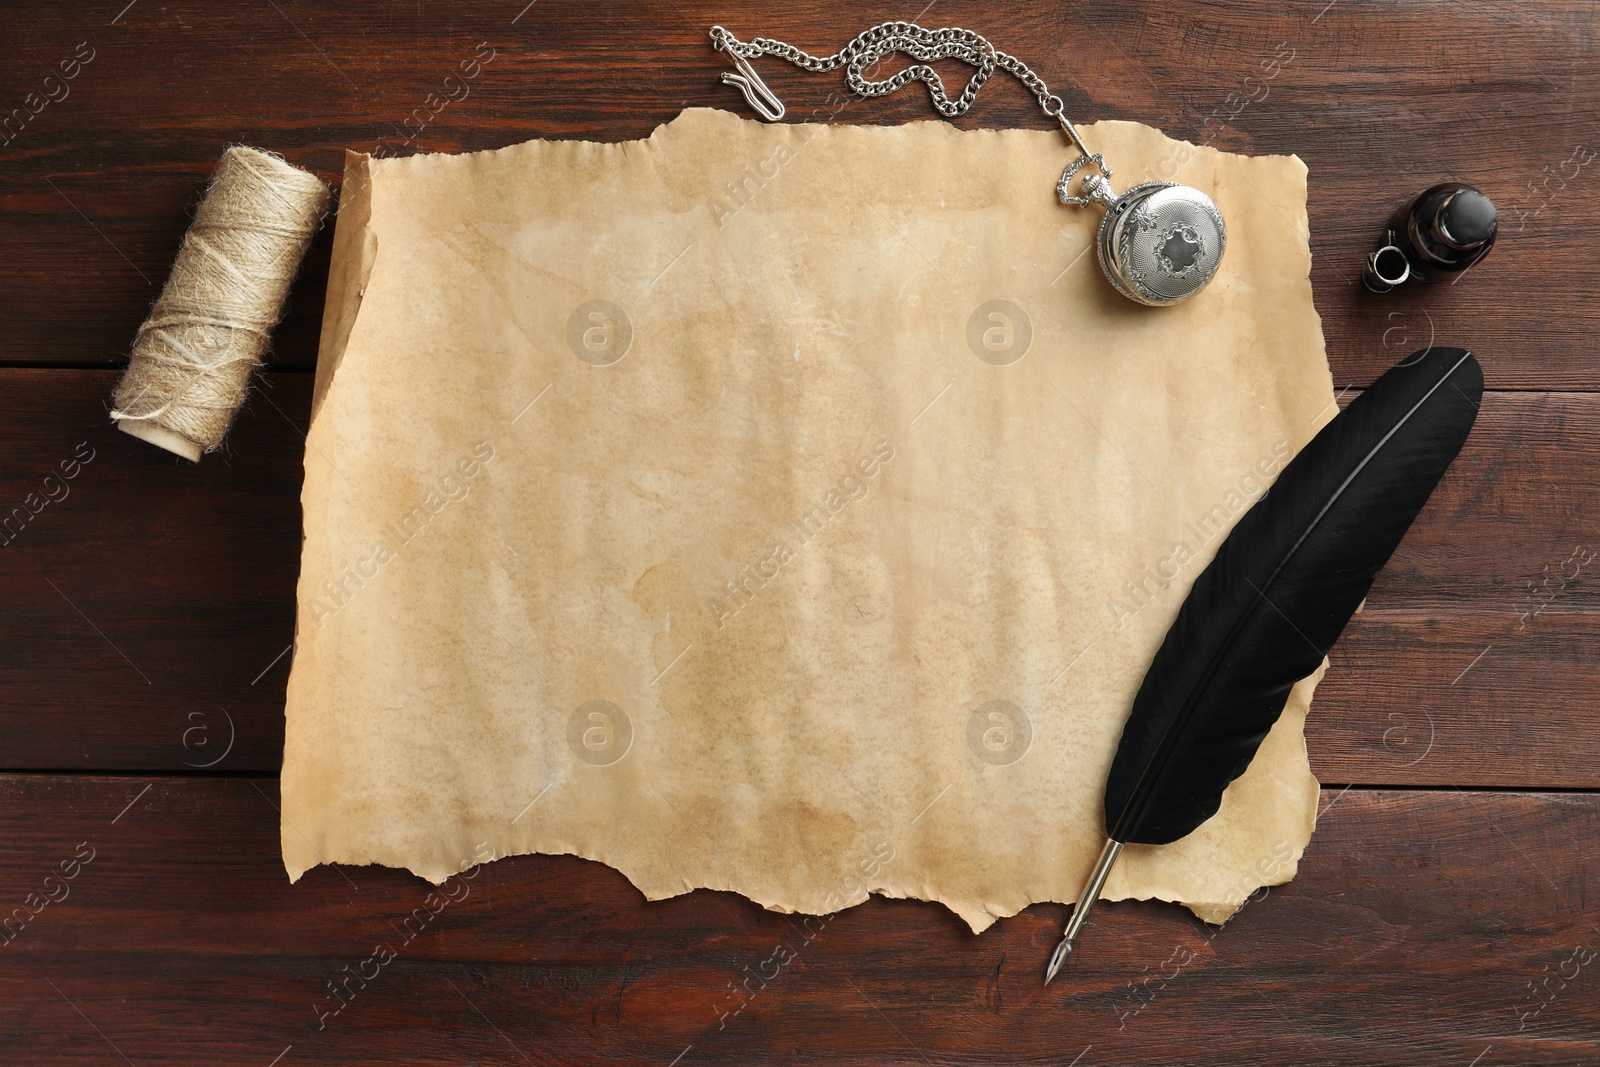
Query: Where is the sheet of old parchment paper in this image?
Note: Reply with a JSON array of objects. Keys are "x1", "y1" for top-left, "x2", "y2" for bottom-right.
[{"x1": 283, "y1": 107, "x2": 1335, "y2": 931}]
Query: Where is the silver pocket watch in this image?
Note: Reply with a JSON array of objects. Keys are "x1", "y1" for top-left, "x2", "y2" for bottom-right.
[{"x1": 711, "y1": 21, "x2": 1227, "y2": 308}]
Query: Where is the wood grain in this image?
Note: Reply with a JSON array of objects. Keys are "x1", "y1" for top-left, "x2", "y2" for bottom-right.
[
  {"x1": 0, "y1": 369, "x2": 306, "y2": 774},
  {"x1": 0, "y1": 777, "x2": 1594, "y2": 1065}
]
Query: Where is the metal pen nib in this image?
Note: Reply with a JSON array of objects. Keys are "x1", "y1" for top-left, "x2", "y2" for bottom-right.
[{"x1": 1043, "y1": 838, "x2": 1124, "y2": 984}]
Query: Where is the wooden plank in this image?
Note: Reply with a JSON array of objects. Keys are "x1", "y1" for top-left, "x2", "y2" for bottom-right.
[
  {"x1": 1310, "y1": 388, "x2": 1600, "y2": 787},
  {"x1": 0, "y1": 369, "x2": 308, "y2": 773},
  {"x1": 1, "y1": 2, "x2": 1596, "y2": 386},
  {"x1": 0, "y1": 777, "x2": 1594, "y2": 1064},
  {"x1": 1, "y1": 371, "x2": 1595, "y2": 786}
]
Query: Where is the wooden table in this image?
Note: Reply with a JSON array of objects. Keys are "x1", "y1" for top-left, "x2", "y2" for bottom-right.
[{"x1": 3, "y1": 2, "x2": 1597, "y2": 1063}]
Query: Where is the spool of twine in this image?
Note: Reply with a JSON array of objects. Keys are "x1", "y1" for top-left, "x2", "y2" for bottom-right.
[{"x1": 111, "y1": 146, "x2": 331, "y2": 461}]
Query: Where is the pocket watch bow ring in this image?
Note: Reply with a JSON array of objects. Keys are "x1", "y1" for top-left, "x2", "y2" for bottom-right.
[{"x1": 710, "y1": 21, "x2": 1227, "y2": 307}]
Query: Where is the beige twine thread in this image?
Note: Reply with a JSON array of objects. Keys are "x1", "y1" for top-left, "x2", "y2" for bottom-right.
[{"x1": 111, "y1": 146, "x2": 331, "y2": 461}]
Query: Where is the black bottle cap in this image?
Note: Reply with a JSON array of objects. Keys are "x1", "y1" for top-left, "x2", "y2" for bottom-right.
[{"x1": 1436, "y1": 189, "x2": 1497, "y2": 249}]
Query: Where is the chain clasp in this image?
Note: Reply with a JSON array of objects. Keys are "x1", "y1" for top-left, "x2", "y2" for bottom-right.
[{"x1": 711, "y1": 29, "x2": 786, "y2": 122}]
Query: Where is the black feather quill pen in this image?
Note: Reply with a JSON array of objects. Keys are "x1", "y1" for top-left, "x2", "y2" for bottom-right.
[{"x1": 1044, "y1": 346, "x2": 1482, "y2": 983}]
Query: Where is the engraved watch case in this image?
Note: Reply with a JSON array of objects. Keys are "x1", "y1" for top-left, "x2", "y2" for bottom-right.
[{"x1": 1094, "y1": 181, "x2": 1227, "y2": 307}]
